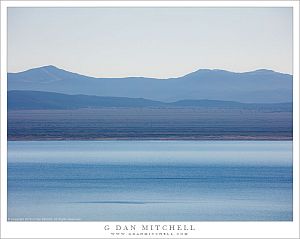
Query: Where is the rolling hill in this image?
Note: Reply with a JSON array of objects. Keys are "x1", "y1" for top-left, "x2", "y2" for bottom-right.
[{"x1": 8, "y1": 90, "x2": 292, "y2": 111}]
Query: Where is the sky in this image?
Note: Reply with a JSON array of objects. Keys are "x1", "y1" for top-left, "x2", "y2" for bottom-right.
[{"x1": 7, "y1": 7, "x2": 293, "y2": 78}]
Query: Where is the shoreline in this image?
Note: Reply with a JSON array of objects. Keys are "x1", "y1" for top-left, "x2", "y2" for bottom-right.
[{"x1": 7, "y1": 137, "x2": 293, "y2": 141}]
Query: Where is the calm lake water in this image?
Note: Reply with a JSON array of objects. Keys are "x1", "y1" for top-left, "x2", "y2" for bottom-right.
[{"x1": 8, "y1": 141, "x2": 293, "y2": 221}]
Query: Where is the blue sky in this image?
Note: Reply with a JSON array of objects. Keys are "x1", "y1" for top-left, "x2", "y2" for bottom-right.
[{"x1": 8, "y1": 7, "x2": 293, "y2": 78}]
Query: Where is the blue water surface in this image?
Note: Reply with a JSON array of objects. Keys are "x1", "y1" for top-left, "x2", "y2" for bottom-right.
[{"x1": 8, "y1": 140, "x2": 293, "y2": 221}]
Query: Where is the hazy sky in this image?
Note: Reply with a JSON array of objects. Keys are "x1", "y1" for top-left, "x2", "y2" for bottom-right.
[{"x1": 8, "y1": 7, "x2": 293, "y2": 78}]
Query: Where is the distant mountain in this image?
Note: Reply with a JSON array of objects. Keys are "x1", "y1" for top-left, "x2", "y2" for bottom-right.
[
  {"x1": 8, "y1": 65, "x2": 293, "y2": 103},
  {"x1": 8, "y1": 90, "x2": 292, "y2": 111},
  {"x1": 8, "y1": 90, "x2": 164, "y2": 110}
]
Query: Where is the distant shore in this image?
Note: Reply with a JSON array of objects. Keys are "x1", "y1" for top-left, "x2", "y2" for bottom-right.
[
  {"x1": 8, "y1": 108, "x2": 292, "y2": 142},
  {"x1": 8, "y1": 136, "x2": 293, "y2": 141}
]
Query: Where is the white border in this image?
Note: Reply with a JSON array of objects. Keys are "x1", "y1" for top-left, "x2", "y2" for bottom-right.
[{"x1": 1, "y1": 1, "x2": 299, "y2": 238}]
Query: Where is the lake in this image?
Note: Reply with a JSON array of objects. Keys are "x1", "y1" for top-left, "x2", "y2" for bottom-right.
[{"x1": 7, "y1": 140, "x2": 293, "y2": 221}]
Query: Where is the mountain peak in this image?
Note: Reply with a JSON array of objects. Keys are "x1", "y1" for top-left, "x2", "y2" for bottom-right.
[
  {"x1": 10, "y1": 65, "x2": 61, "y2": 74},
  {"x1": 36, "y1": 65, "x2": 62, "y2": 72},
  {"x1": 40, "y1": 65, "x2": 59, "y2": 70},
  {"x1": 181, "y1": 68, "x2": 232, "y2": 78},
  {"x1": 248, "y1": 69, "x2": 275, "y2": 74}
]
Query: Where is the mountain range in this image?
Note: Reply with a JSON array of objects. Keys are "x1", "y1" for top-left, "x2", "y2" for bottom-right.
[
  {"x1": 8, "y1": 65, "x2": 293, "y2": 103},
  {"x1": 8, "y1": 90, "x2": 292, "y2": 111}
]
